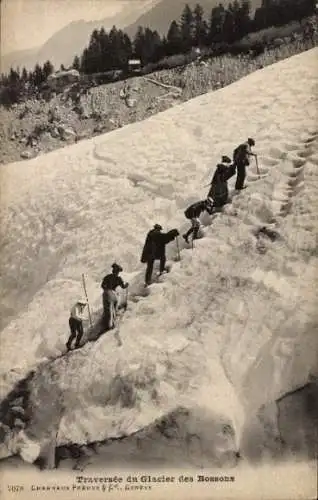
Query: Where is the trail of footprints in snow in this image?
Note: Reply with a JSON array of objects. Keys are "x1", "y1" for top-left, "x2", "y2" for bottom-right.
[
  {"x1": 9, "y1": 135, "x2": 318, "y2": 359},
  {"x1": 93, "y1": 145, "x2": 174, "y2": 201},
  {"x1": 3, "y1": 135, "x2": 318, "y2": 460},
  {"x1": 131, "y1": 132, "x2": 318, "y2": 302},
  {"x1": 150, "y1": 132, "x2": 318, "y2": 300},
  {"x1": 245, "y1": 131, "x2": 318, "y2": 218}
]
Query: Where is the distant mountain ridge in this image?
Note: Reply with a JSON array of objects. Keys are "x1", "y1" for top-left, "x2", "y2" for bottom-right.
[
  {"x1": 1, "y1": 0, "x2": 263, "y2": 73},
  {"x1": 0, "y1": 0, "x2": 156, "y2": 72}
]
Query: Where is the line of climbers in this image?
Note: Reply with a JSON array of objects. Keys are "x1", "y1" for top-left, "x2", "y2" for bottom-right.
[{"x1": 66, "y1": 138, "x2": 257, "y2": 351}]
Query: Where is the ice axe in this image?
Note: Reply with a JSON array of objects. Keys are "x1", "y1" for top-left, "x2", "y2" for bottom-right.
[
  {"x1": 81, "y1": 273, "x2": 93, "y2": 328},
  {"x1": 175, "y1": 236, "x2": 181, "y2": 261}
]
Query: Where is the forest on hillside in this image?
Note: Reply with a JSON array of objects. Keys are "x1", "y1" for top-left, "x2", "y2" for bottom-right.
[{"x1": 0, "y1": 0, "x2": 315, "y2": 106}]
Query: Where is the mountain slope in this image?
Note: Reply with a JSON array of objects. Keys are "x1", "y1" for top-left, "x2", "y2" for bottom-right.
[
  {"x1": 124, "y1": 0, "x2": 262, "y2": 37},
  {"x1": 0, "y1": 47, "x2": 39, "y2": 74},
  {"x1": 0, "y1": 1, "x2": 155, "y2": 72},
  {"x1": 0, "y1": 49, "x2": 317, "y2": 478},
  {"x1": 35, "y1": 1, "x2": 156, "y2": 69}
]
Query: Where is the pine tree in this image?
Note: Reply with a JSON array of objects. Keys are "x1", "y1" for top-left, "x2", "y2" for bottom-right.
[
  {"x1": 180, "y1": 4, "x2": 194, "y2": 52},
  {"x1": 21, "y1": 67, "x2": 28, "y2": 82},
  {"x1": 117, "y1": 29, "x2": 133, "y2": 69},
  {"x1": 145, "y1": 28, "x2": 160, "y2": 63},
  {"x1": 166, "y1": 20, "x2": 183, "y2": 55},
  {"x1": 86, "y1": 28, "x2": 102, "y2": 73},
  {"x1": 0, "y1": 72, "x2": 7, "y2": 85},
  {"x1": 253, "y1": 7, "x2": 266, "y2": 30},
  {"x1": 80, "y1": 48, "x2": 89, "y2": 73},
  {"x1": 99, "y1": 27, "x2": 110, "y2": 72},
  {"x1": 107, "y1": 26, "x2": 131, "y2": 70},
  {"x1": 43, "y1": 60, "x2": 54, "y2": 79},
  {"x1": 159, "y1": 36, "x2": 168, "y2": 60},
  {"x1": 103, "y1": 28, "x2": 114, "y2": 72},
  {"x1": 108, "y1": 26, "x2": 119, "y2": 69},
  {"x1": 133, "y1": 26, "x2": 145, "y2": 61},
  {"x1": 223, "y1": 3, "x2": 236, "y2": 43},
  {"x1": 32, "y1": 64, "x2": 45, "y2": 87},
  {"x1": 193, "y1": 3, "x2": 208, "y2": 47},
  {"x1": 236, "y1": 0, "x2": 251, "y2": 38},
  {"x1": 9, "y1": 68, "x2": 20, "y2": 85},
  {"x1": 72, "y1": 55, "x2": 81, "y2": 71},
  {"x1": 209, "y1": 4, "x2": 226, "y2": 43},
  {"x1": 134, "y1": 27, "x2": 162, "y2": 65},
  {"x1": 122, "y1": 32, "x2": 133, "y2": 65},
  {"x1": 2, "y1": 68, "x2": 22, "y2": 105},
  {"x1": 150, "y1": 30, "x2": 163, "y2": 62}
]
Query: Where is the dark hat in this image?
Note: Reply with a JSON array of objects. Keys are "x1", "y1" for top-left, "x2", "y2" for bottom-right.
[
  {"x1": 221, "y1": 155, "x2": 232, "y2": 163},
  {"x1": 153, "y1": 224, "x2": 162, "y2": 231},
  {"x1": 247, "y1": 137, "x2": 255, "y2": 146},
  {"x1": 112, "y1": 262, "x2": 123, "y2": 272}
]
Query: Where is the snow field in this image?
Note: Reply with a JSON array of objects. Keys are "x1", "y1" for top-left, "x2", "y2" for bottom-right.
[{"x1": 0, "y1": 49, "x2": 317, "y2": 467}]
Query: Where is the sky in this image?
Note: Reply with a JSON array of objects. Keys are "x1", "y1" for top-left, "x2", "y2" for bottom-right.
[{"x1": 1, "y1": 0, "x2": 150, "y2": 54}]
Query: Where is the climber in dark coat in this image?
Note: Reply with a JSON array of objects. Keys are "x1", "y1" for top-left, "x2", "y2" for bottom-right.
[
  {"x1": 207, "y1": 155, "x2": 236, "y2": 207},
  {"x1": 182, "y1": 198, "x2": 214, "y2": 243},
  {"x1": 141, "y1": 224, "x2": 179, "y2": 286},
  {"x1": 233, "y1": 137, "x2": 256, "y2": 190}
]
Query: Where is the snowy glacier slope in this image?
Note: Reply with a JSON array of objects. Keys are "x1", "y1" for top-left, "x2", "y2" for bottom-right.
[{"x1": 0, "y1": 49, "x2": 317, "y2": 470}]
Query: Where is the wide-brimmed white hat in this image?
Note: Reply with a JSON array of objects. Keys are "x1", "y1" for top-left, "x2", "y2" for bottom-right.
[{"x1": 77, "y1": 299, "x2": 87, "y2": 306}]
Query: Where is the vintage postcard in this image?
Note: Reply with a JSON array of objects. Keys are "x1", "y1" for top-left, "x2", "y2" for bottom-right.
[{"x1": 0, "y1": 1, "x2": 317, "y2": 499}]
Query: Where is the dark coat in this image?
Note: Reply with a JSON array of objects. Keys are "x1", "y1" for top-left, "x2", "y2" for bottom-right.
[
  {"x1": 184, "y1": 200, "x2": 213, "y2": 219},
  {"x1": 101, "y1": 273, "x2": 125, "y2": 291},
  {"x1": 141, "y1": 229, "x2": 179, "y2": 262},
  {"x1": 233, "y1": 143, "x2": 250, "y2": 167},
  {"x1": 208, "y1": 163, "x2": 236, "y2": 205}
]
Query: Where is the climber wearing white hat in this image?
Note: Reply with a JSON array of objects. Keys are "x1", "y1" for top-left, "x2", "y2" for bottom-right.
[{"x1": 66, "y1": 299, "x2": 87, "y2": 351}]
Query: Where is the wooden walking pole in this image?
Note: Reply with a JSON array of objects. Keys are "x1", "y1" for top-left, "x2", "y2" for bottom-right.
[
  {"x1": 255, "y1": 155, "x2": 260, "y2": 179},
  {"x1": 176, "y1": 236, "x2": 181, "y2": 261},
  {"x1": 82, "y1": 273, "x2": 93, "y2": 327},
  {"x1": 123, "y1": 286, "x2": 129, "y2": 311}
]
